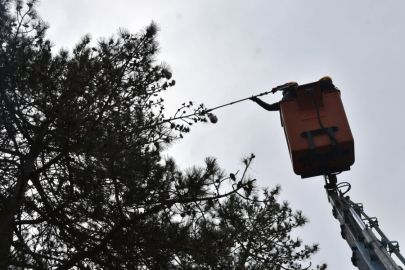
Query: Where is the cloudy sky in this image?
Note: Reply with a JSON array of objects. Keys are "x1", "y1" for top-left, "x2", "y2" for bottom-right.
[{"x1": 37, "y1": 1, "x2": 405, "y2": 269}]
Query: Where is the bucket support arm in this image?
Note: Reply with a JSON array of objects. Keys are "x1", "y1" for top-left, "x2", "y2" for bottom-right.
[{"x1": 324, "y1": 175, "x2": 405, "y2": 270}]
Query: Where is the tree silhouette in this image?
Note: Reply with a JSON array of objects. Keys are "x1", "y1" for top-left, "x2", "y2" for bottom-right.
[{"x1": 0, "y1": 1, "x2": 326, "y2": 269}]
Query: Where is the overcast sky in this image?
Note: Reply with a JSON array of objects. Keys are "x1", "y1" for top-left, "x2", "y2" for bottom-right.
[{"x1": 36, "y1": 1, "x2": 405, "y2": 269}]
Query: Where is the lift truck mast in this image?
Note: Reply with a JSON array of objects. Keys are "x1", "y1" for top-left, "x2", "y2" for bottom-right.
[
  {"x1": 276, "y1": 79, "x2": 405, "y2": 269},
  {"x1": 324, "y1": 174, "x2": 404, "y2": 269}
]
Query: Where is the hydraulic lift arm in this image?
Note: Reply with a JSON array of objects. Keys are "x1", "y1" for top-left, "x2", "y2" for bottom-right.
[{"x1": 324, "y1": 174, "x2": 405, "y2": 270}]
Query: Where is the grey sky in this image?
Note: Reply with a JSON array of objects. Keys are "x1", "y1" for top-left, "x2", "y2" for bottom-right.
[{"x1": 37, "y1": 1, "x2": 405, "y2": 269}]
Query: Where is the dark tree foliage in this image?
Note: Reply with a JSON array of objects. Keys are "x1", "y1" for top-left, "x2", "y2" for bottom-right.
[{"x1": 0, "y1": 1, "x2": 327, "y2": 269}]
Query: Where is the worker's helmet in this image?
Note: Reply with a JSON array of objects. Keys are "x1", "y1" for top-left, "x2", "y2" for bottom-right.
[
  {"x1": 318, "y1": 76, "x2": 333, "y2": 83},
  {"x1": 282, "y1": 82, "x2": 298, "y2": 95}
]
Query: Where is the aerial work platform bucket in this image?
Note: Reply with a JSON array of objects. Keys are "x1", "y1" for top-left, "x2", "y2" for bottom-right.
[{"x1": 279, "y1": 81, "x2": 354, "y2": 178}]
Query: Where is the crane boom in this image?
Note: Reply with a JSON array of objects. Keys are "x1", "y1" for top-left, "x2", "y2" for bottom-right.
[{"x1": 324, "y1": 174, "x2": 404, "y2": 270}]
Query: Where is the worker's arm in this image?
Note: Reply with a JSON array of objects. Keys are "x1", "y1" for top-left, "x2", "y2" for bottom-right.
[{"x1": 250, "y1": 97, "x2": 280, "y2": 111}]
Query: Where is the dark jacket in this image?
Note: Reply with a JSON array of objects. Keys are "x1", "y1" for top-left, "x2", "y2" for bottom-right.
[
  {"x1": 251, "y1": 85, "x2": 297, "y2": 111},
  {"x1": 251, "y1": 80, "x2": 336, "y2": 111}
]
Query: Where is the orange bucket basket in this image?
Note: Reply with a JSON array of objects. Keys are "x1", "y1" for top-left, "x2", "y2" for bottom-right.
[{"x1": 279, "y1": 81, "x2": 354, "y2": 178}]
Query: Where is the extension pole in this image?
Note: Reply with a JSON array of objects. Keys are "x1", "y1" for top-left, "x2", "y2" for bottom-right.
[
  {"x1": 204, "y1": 91, "x2": 272, "y2": 114},
  {"x1": 203, "y1": 84, "x2": 292, "y2": 114}
]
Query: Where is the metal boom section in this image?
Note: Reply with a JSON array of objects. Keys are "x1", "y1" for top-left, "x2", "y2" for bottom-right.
[{"x1": 324, "y1": 174, "x2": 405, "y2": 270}]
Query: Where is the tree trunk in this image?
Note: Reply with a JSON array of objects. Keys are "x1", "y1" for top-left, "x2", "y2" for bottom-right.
[{"x1": 0, "y1": 155, "x2": 36, "y2": 269}]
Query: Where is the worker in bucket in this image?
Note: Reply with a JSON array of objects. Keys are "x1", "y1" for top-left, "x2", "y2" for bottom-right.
[
  {"x1": 249, "y1": 81, "x2": 298, "y2": 111},
  {"x1": 249, "y1": 76, "x2": 336, "y2": 111}
]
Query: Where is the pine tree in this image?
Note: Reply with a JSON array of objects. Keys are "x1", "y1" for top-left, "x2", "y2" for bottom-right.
[{"x1": 0, "y1": 1, "x2": 326, "y2": 269}]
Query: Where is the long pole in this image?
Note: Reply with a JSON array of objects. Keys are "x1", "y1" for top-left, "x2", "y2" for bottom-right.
[
  {"x1": 204, "y1": 91, "x2": 272, "y2": 114},
  {"x1": 203, "y1": 84, "x2": 292, "y2": 114}
]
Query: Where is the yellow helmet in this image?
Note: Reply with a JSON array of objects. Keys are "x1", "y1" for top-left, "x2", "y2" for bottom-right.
[
  {"x1": 285, "y1": 81, "x2": 298, "y2": 86},
  {"x1": 318, "y1": 76, "x2": 333, "y2": 83}
]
